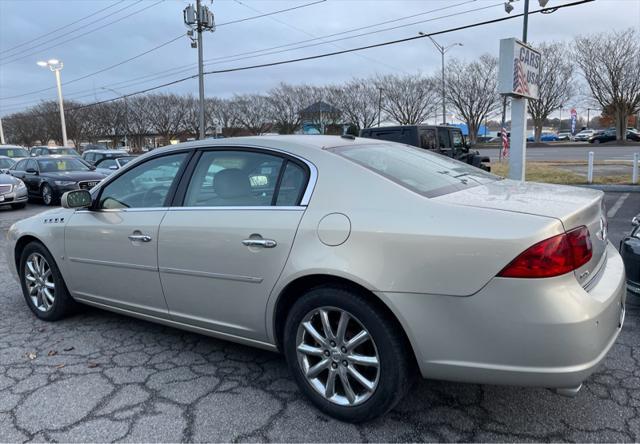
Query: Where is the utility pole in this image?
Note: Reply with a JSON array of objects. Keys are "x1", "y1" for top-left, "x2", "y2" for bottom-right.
[
  {"x1": 418, "y1": 32, "x2": 462, "y2": 126},
  {"x1": 0, "y1": 117, "x2": 5, "y2": 144},
  {"x1": 377, "y1": 87, "x2": 383, "y2": 127},
  {"x1": 37, "y1": 59, "x2": 67, "y2": 146},
  {"x1": 184, "y1": 1, "x2": 215, "y2": 140}
]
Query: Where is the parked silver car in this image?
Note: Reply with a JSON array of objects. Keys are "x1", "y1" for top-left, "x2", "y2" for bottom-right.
[
  {"x1": 0, "y1": 170, "x2": 28, "y2": 209},
  {"x1": 6, "y1": 136, "x2": 626, "y2": 422}
]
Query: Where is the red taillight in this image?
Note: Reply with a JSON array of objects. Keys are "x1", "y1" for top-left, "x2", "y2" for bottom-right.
[{"x1": 497, "y1": 226, "x2": 592, "y2": 279}]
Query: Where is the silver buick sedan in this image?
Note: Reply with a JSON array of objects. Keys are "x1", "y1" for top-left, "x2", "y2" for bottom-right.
[{"x1": 6, "y1": 136, "x2": 626, "y2": 422}]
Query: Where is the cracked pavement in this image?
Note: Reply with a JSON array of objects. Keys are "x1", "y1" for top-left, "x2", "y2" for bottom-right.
[{"x1": 0, "y1": 195, "x2": 639, "y2": 442}]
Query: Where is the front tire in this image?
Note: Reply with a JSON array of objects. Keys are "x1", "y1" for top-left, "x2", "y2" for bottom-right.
[
  {"x1": 19, "y1": 242, "x2": 77, "y2": 321},
  {"x1": 283, "y1": 286, "x2": 415, "y2": 422},
  {"x1": 41, "y1": 183, "x2": 54, "y2": 206}
]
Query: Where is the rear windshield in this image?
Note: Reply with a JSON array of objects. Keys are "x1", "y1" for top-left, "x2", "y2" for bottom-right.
[
  {"x1": 0, "y1": 147, "x2": 29, "y2": 158},
  {"x1": 52, "y1": 148, "x2": 79, "y2": 156},
  {"x1": 329, "y1": 143, "x2": 499, "y2": 198}
]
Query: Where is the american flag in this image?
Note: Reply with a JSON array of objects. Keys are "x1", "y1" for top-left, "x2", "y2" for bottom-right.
[
  {"x1": 512, "y1": 58, "x2": 530, "y2": 96},
  {"x1": 501, "y1": 127, "x2": 510, "y2": 158}
]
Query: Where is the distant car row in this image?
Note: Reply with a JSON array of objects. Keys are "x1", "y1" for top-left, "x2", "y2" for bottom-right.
[{"x1": 0, "y1": 149, "x2": 137, "y2": 209}]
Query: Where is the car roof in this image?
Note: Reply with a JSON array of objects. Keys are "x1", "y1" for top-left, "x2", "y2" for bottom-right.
[
  {"x1": 152, "y1": 135, "x2": 388, "y2": 158},
  {"x1": 0, "y1": 144, "x2": 25, "y2": 149},
  {"x1": 84, "y1": 149, "x2": 128, "y2": 153},
  {"x1": 34, "y1": 155, "x2": 81, "y2": 161}
]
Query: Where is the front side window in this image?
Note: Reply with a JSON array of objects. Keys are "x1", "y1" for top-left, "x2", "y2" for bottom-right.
[
  {"x1": 451, "y1": 131, "x2": 464, "y2": 148},
  {"x1": 330, "y1": 143, "x2": 499, "y2": 198},
  {"x1": 26, "y1": 160, "x2": 38, "y2": 171},
  {"x1": 13, "y1": 159, "x2": 27, "y2": 170},
  {"x1": 437, "y1": 128, "x2": 451, "y2": 148},
  {"x1": 99, "y1": 153, "x2": 187, "y2": 209},
  {"x1": 419, "y1": 129, "x2": 437, "y2": 150},
  {"x1": 96, "y1": 158, "x2": 117, "y2": 169}
]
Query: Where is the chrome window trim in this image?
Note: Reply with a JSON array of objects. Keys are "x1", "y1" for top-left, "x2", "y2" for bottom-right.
[
  {"x1": 76, "y1": 207, "x2": 170, "y2": 214},
  {"x1": 88, "y1": 144, "x2": 318, "y2": 208},
  {"x1": 167, "y1": 206, "x2": 305, "y2": 212}
]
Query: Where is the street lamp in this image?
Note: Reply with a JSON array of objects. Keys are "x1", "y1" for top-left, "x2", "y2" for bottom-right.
[
  {"x1": 418, "y1": 32, "x2": 462, "y2": 125},
  {"x1": 102, "y1": 87, "x2": 128, "y2": 148},
  {"x1": 37, "y1": 59, "x2": 67, "y2": 146}
]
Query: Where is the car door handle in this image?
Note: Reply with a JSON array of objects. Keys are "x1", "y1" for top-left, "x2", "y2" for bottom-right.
[
  {"x1": 242, "y1": 239, "x2": 277, "y2": 248},
  {"x1": 128, "y1": 234, "x2": 152, "y2": 242}
]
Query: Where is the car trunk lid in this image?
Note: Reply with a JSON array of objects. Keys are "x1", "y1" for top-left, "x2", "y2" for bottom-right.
[{"x1": 433, "y1": 179, "x2": 608, "y2": 287}]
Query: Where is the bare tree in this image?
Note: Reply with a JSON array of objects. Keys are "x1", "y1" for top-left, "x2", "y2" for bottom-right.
[
  {"x1": 265, "y1": 83, "x2": 311, "y2": 134},
  {"x1": 326, "y1": 79, "x2": 380, "y2": 132},
  {"x1": 575, "y1": 28, "x2": 640, "y2": 141},
  {"x1": 527, "y1": 42, "x2": 575, "y2": 142},
  {"x1": 446, "y1": 54, "x2": 500, "y2": 144},
  {"x1": 231, "y1": 94, "x2": 272, "y2": 135},
  {"x1": 375, "y1": 74, "x2": 438, "y2": 125},
  {"x1": 126, "y1": 96, "x2": 151, "y2": 151},
  {"x1": 146, "y1": 93, "x2": 188, "y2": 144}
]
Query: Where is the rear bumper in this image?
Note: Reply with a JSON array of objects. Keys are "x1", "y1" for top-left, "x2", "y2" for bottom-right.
[{"x1": 377, "y1": 242, "x2": 626, "y2": 389}]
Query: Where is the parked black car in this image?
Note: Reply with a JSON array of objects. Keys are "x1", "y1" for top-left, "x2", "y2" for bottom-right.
[
  {"x1": 30, "y1": 146, "x2": 80, "y2": 157},
  {"x1": 589, "y1": 129, "x2": 640, "y2": 144},
  {"x1": 9, "y1": 156, "x2": 106, "y2": 205},
  {"x1": 360, "y1": 125, "x2": 490, "y2": 171},
  {"x1": 620, "y1": 214, "x2": 640, "y2": 296}
]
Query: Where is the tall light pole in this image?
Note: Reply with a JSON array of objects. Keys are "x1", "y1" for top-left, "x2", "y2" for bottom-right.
[
  {"x1": 37, "y1": 59, "x2": 67, "y2": 146},
  {"x1": 184, "y1": 1, "x2": 215, "y2": 140},
  {"x1": 419, "y1": 32, "x2": 462, "y2": 126},
  {"x1": 102, "y1": 87, "x2": 128, "y2": 147}
]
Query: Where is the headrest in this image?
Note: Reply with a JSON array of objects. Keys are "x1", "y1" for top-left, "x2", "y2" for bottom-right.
[{"x1": 213, "y1": 168, "x2": 250, "y2": 199}]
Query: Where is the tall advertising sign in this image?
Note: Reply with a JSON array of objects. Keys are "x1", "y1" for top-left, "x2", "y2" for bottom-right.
[{"x1": 570, "y1": 108, "x2": 577, "y2": 135}]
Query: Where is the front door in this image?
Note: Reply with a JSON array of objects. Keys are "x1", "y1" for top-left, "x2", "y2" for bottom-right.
[
  {"x1": 65, "y1": 152, "x2": 189, "y2": 317},
  {"x1": 158, "y1": 148, "x2": 311, "y2": 341}
]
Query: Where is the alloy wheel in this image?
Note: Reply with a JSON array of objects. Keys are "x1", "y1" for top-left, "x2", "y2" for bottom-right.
[
  {"x1": 24, "y1": 252, "x2": 55, "y2": 312},
  {"x1": 42, "y1": 185, "x2": 52, "y2": 205},
  {"x1": 296, "y1": 306, "x2": 380, "y2": 406}
]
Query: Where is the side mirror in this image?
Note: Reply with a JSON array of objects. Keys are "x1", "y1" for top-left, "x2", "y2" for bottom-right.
[
  {"x1": 632, "y1": 215, "x2": 639, "y2": 227},
  {"x1": 61, "y1": 189, "x2": 92, "y2": 209},
  {"x1": 89, "y1": 165, "x2": 96, "y2": 170},
  {"x1": 25, "y1": 168, "x2": 38, "y2": 174}
]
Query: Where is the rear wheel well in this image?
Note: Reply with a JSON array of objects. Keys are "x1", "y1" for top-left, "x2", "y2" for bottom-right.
[{"x1": 273, "y1": 274, "x2": 418, "y2": 366}]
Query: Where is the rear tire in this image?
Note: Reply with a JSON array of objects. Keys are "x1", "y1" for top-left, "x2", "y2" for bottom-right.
[
  {"x1": 283, "y1": 286, "x2": 415, "y2": 422},
  {"x1": 19, "y1": 242, "x2": 77, "y2": 321}
]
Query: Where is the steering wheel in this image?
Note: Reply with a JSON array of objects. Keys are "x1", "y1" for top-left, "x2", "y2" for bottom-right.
[{"x1": 142, "y1": 186, "x2": 168, "y2": 206}]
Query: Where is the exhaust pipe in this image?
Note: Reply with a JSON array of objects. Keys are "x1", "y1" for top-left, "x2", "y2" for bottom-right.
[{"x1": 554, "y1": 384, "x2": 582, "y2": 397}]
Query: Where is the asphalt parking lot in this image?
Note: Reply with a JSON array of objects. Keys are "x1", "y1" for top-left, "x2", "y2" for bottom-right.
[{"x1": 0, "y1": 195, "x2": 639, "y2": 442}]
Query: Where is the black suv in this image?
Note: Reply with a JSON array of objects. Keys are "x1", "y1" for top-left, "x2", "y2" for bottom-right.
[{"x1": 360, "y1": 125, "x2": 490, "y2": 171}]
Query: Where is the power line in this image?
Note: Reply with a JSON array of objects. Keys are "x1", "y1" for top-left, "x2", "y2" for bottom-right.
[
  {"x1": 0, "y1": 0, "x2": 152, "y2": 65},
  {"x1": 1, "y1": 0, "x2": 488, "y2": 107},
  {"x1": 0, "y1": 0, "x2": 328, "y2": 101},
  {"x1": 0, "y1": 1, "x2": 126, "y2": 56},
  {"x1": 1, "y1": 0, "x2": 593, "y2": 115}
]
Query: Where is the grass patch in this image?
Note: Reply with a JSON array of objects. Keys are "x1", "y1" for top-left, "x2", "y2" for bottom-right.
[{"x1": 490, "y1": 161, "x2": 635, "y2": 185}]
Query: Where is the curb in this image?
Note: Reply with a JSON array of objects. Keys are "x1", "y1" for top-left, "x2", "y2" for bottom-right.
[{"x1": 578, "y1": 184, "x2": 640, "y2": 192}]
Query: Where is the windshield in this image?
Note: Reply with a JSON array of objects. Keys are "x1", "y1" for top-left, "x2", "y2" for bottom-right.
[
  {"x1": 52, "y1": 148, "x2": 79, "y2": 156},
  {"x1": 38, "y1": 158, "x2": 90, "y2": 172},
  {"x1": 0, "y1": 147, "x2": 29, "y2": 158},
  {"x1": 330, "y1": 143, "x2": 499, "y2": 198},
  {"x1": 0, "y1": 158, "x2": 15, "y2": 169}
]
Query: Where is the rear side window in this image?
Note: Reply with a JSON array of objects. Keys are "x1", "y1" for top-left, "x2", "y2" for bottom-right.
[
  {"x1": 420, "y1": 129, "x2": 437, "y2": 149},
  {"x1": 330, "y1": 143, "x2": 498, "y2": 198}
]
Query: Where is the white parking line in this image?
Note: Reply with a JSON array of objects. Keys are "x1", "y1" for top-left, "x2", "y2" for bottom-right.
[{"x1": 607, "y1": 193, "x2": 629, "y2": 218}]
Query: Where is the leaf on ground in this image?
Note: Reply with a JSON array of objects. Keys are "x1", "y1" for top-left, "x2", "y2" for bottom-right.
[
  {"x1": 26, "y1": 352, "x2": 37, "y2": 360},
  {"x1": 87, "y1": 362, "x2": 99, "y2": 368},
  {"x1": 47, "y1": 350, "x2": 58, "y2": 357},
  {"x1": 55, "y1": 364, "x2": 65, "y2": 369},
  {"x1": 63, "y1": 346, "x2": 75, "y2": 352}
]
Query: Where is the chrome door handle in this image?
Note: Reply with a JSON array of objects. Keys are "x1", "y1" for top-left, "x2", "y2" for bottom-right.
[
  {"x1": 128, "y1": 234, "x2": 152, "y2": 242},
  {"x1": 242, "y1": 239, "x2": 277, "y2": 248}
]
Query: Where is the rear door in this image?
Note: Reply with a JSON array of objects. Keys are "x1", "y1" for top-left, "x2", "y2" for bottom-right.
[{"x1": 157, "y1": 147, "x2": 312, "y2": 341}]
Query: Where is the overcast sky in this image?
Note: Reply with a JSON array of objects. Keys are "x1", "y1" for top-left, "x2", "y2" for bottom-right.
[{"x1": 1, "y1": 0, "x2": 638, "y2": 118}]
